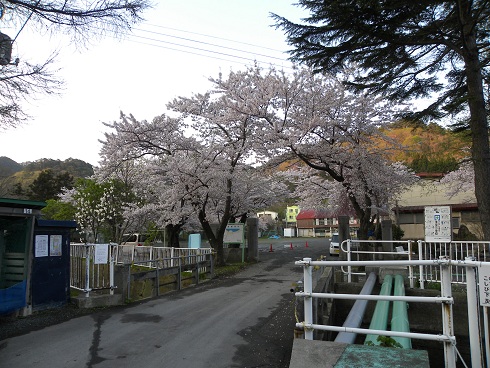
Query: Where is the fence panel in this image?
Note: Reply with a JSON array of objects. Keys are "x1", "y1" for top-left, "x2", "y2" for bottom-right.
[
  {"x1": 112, "y1": 245, "x2": 213, "y2": 268},
  {"x1": 420, "y1": 241, "x2": 490, "y2": 285},
  {"x1": 342, "y1": 240, "x2": 490, "y2": 286},
  {"x1": 70, "y1": 243, "x2": 115, "y2": 294}
]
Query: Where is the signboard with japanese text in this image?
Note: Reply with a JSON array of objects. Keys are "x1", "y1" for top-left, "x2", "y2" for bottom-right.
[
  {"x1": 50, "y1": 235, "x2": 62, "y2": 256},
  {"x1": 223, "y1": 223, "x2": 244, "y2": 244},
  {"x1": 35, "y1": 235, "x2": 49, "y2": 257},
  {"x1": 424, "y1": 206, "x2": 452, "y2": 242},
  {"x1": 478, "y1": 264, "x2": 490, "y2": 306},
  {"x1": 94, "y1": 244, "x2": 109, "y2": 264}
]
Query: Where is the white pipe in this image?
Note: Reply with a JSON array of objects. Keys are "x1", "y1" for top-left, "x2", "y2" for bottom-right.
[
  {"x1": 303, "y1": 257, "x2": 313, "y2": 340},
  {"x1": 465, "y1": 257, "x2": 483, "y2": 368},
  {"x1": 335, "y1": 272, "x2": 377, "y2": 344},
  {"x1": 295, "y1": 323, "x2": 455, "y2": 343},
  {"x1": 296, "y1": 292, "x2": 453, "y2": 304},
  {"x1": 295, "y1": 259, "x2": 483, "y2": 267}
]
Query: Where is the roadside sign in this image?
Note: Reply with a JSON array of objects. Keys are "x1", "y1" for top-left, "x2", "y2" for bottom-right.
[
  {"x1": 94, "y1": 244, "x2": 109, "y2": 264},
  {"x1": 223, "y1": 223, "x2": 244, "y2": 244},
  {"x1": 478, "y1": 264, "x2": 490, "y2": 306},
  {"x1": 424, "y1": 206, "x2": 452, "y2": 242}
]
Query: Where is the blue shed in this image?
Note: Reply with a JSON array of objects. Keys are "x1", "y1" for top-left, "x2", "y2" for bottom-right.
[{"x1": 0, "y1": 198, "x2": 77, "y2": 316}]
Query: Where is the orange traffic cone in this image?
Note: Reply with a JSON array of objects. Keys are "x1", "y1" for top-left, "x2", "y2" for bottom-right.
[
  {"x1": 305, "y1": 241, "x2": 309, "y2": 248},
  {"x1": 290, "y1": 243, "x2": 293, "y2": 250},
  {"x1": 269, "y1": 244, "x2": 274, "y2": 252}
]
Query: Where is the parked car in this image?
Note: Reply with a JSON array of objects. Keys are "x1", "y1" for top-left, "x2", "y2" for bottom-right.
[
  {"x1": 329, "y1": 233, "x2": 340, "y2": 256},
  {"x1": 121, "y1": 233, "x2": 147, "y2": 246}
]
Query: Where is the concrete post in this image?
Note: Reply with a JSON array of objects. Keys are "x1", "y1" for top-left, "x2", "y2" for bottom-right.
[
  {"x1": 381, "y1": 219, "x2": 393, "y2": 260},
  {"x1": 247, "y1": 217, "x2": 259, "y2": 262},
  {"x1": 338, "y1": 216, "x2": 350, "y2": 261}
]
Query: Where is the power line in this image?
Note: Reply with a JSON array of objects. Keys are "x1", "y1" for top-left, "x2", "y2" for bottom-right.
[
  {"x1": 126, "y1": 32, "x2": 295, "y2": 71},
  {"x1": 143, "y1": 23, "x2": 286, "y2": 54},
  {"x1": 131, "y1": 25, "x2": 287, "y2": 63}
]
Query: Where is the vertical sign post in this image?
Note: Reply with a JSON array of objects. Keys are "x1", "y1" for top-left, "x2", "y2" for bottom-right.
[{"x1": 223, "y1": 224, "x2": 245, "y2": 263}]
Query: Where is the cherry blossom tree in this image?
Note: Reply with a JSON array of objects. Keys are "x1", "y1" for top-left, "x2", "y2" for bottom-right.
[
  {"x1": 439, "y1": 161, "x2": 475, "y2": 200},
  {"x1": 282, "y1": 162, "x2": 415, "y2": 236},
  {"x1": 62, "y1": 178, "x2": 135, "y2": 243},
  {"x1": 208, "y1": 66, "x2": 417, "y2": 239},
  {"x1": 99, "y1": 109, "x2": 286, "y2": 264}
]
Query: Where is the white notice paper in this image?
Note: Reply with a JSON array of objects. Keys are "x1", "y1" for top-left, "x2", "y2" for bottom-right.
[
  {"x1": 94, "y1": 244, "x2": 109, "y2": 264},
  {"x1": 50, "y1": 235, "x2": 62, "y2": 256},
  {"x1": 35, "y1": 235, "x2": 49, "y2": 257}
]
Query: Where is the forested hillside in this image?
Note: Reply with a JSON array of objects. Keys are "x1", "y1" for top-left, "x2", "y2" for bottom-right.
[
  {"x1": 382, "y1": 121, "x2": 470, "y2": 173},
  {"x1": 0, "y1": 157, "x2": 94, "y2": 200}
]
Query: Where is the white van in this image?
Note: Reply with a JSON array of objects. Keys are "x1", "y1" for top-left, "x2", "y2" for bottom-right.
[
  {"x1": 121, "y1": 233, "x2": 150, "y2": 246},
  {"x1": 329, "y1": 233, "x2": 340, "y2": 256}
]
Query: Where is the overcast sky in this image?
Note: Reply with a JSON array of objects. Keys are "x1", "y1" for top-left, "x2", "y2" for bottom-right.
[{"x1": 0, "y1": 1, "x2": 304, "y2": 166}]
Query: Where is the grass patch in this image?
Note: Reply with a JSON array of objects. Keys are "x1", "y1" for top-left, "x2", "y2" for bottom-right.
[{"x1": 214, "y1": 262, "x2": 250, "y2": 277}]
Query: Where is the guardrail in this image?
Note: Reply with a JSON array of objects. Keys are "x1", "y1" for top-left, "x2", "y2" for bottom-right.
[
  {"x1": 112, "y1": 245, "x2": 213, "y2": 269},
  {"x1": 122, "y1": 253, "x2": 214, "y2": 300},
  {"x1": 296, "y1": 257, "x2": 489, "y2": 368}
]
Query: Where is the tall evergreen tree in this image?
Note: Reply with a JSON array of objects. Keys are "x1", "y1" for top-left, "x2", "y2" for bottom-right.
[
  {"x1": 27, "y1": 169, "x2": 74, "y2": 201},
  {"x1": 273, "y1": 0, "x2": 490, "y2": 239}
]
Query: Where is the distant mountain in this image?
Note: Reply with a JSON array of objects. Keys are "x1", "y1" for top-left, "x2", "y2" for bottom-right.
[
  {"x1": 0, "y1": 157, "x2": 94, "y2": 199},
  {"x1": 22, "y1": 158, "x2": 94, "y2": 178},
  {"x1": 0, "y1": 156, "x2": 23, "y2": 177}
]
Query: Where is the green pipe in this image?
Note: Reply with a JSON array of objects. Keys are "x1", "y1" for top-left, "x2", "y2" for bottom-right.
[
  {"x1": 364, "y1": 274, "x2": 393, "y2": 346},
  {"x1": 391, "y1": 274, "x2": 412, "y2": 349}
]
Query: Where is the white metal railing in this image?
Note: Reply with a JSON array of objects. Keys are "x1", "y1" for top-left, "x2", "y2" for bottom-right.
[
  {"x1": 296, "y1": 257, "x2": 490, "y2": 368},
  {"x1": 342, "y1": 240, "x2": 416, "y2": 285},
  {"x1": 70, "y1": 243, "x2": 116, "y2": 297},
  {"x1": 341, "y1": 239, "x2": 490, "y2": 288},
  {"x1": 70, "y1": 244, "x2": 214, "y2": 297}
]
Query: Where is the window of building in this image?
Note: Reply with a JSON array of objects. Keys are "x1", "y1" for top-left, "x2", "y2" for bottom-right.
[
  {"x1": 451, "y1": 217, "x2": 460, "y2": 229},
  {"x1": 399, "y1": 213, "x2": 415, "y2": 224},
  {"x1": 415, "y1": 213, "x2": 424, "y2": 224}
]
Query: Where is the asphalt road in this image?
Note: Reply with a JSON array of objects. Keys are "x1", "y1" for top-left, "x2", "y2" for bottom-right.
[{"x1": 0, "y1": 237, "x2": 332, "y2": 368}]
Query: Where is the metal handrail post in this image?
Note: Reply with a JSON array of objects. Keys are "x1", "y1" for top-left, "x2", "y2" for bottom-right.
[
  {"x1": 346, "y1": 240, "x2": 352, "y2": 283},
  {"x1": 110, "y1": 254, "x2": 114, "y2": 296},
  {"x1": 465, "y1": 257, "x2": 483, "y2": 368},
  {"x1": 418, "y1": 240, "x2": 425, "y2": 289},
  {"x1": 84, "y1": 244, "x2": 91, "y2": 297},
  {"x1": 440, "y1": 257, "x2": 456, "y2": 368},
  {"x1": 408, "y1": 240, "x2": 414, "y2": 288},
  {"x1": 484, "y1": 307, "x2": 490, "y2": 368},
  {"x1": 156, "y1": 262, "x2": 160, "y2": 296},
  {"x1": 303, "y1": 257, "x2": 313, "y2": 340}
]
